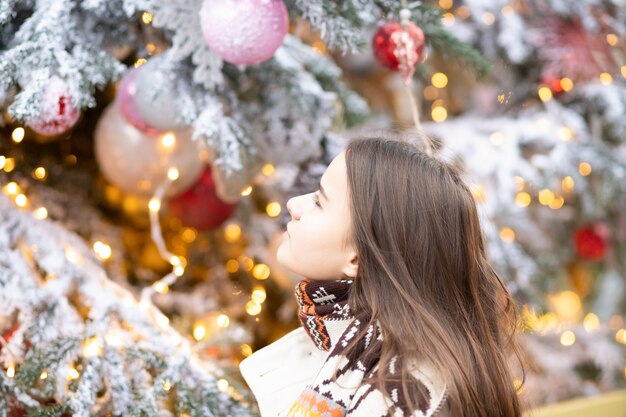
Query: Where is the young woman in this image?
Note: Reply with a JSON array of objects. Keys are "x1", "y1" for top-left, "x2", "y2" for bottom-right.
[{"x1": 240, "y1": 137, "x2": 524, "y2": 417}]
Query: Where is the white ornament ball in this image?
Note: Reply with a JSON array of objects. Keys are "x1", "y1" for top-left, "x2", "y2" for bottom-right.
[
  {"x1": 95, "y1": 104, "x2": 204, "y2": 197},
  {"x1": 133, "y1": 57, "x2": 185, "y2": 132},
  {"x1": 199, "y1": 0, "x2": 289, "y2": 65}
]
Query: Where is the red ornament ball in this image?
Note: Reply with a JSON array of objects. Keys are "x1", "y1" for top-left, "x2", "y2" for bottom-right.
[
  {"x1": 574, "y1": 223, "x2": 609, "y2": 261},
  {"x1": 26, "y1": 76, "x2": 80, "y2": 136},
  {"x1": 372, "y1": 21, "x2": 425, "y2": 71},
  {"x1": 168, "y1": 169, "x2": 236, "y2": 231},
  {"x1": 2, "y1": 322, "x2": 19, "y2": 344}
]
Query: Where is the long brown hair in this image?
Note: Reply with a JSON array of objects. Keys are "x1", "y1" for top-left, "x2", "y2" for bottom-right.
[{"x1": 342, "y1": 137, "x2": 524, "y2": 416}]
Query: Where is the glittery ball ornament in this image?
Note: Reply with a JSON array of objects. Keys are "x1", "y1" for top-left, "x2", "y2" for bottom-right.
[
  {"x1": 168, "y1": 169, "x2": 237, "y2": 230},
  {"x1": 199, "y1": 0, "x2": 289, "y2": 65},
  {"x1": 372, "y1": 21, "x2": 425, "y2": 71},
  {"x1": 116, "y1": 68, "x2": 163, "y2": 136},
  {"x1": 574, "y1": 223, "x2": 609, "y2": 261},
  {"x1": 26, "y1": 76, "x2": 80, "y2": 136}
]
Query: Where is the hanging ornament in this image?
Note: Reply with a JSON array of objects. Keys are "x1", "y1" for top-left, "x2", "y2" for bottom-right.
[
  {"x1": 167, "y1": 169, "x2": 236, "y2": 231},
  {"x1": 199, "y1": 0, "x2": 289, "y2": 65},
  {"x1": 116, "y1": 68, "x2": 163, "y2": 136},
  {"x1": 26, "y1": 76, "x2": 80, "y2": 136},
  {"x1": 574, "y1": 223, "x2": 609, "y2": 261},
  {"x1": 94, "y1": 104, "x2": 204, "y2": 197},
  {"x1": 372, "y1": 19, "x2": 425, "y2": 73},
  {"x1": 134, "y1": 56, "x2": 186, "y2": 132}
]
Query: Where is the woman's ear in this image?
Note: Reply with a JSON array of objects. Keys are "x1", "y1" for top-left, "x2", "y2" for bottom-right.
[{"x1": 342, "y1": 252, "x2": 358, "y2": 279}]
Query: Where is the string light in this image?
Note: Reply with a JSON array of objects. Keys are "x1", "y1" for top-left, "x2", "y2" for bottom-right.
[
  {"x1": 252, "y1": 263, "x2": 270, "y2": 280},
  {"x1": 438, "y1": 0, "x2": 453, "y2": 9},
  {"x1": 622, "y1": 66, "x2": 626, "y2": 78},
  {"x1": 167, "y1": 167, "x2": 180, "y2": 181},
  {"x1": 265, "y1": 202, "x2": 281, "y2": 217},
  {"x1": 33, "y1": 167, "x2": 47, "y2": 180},
  {"x1": 216, "y1": 314, "x2": 230, "y2": 328},
  {"x1": 146, "y1": 43, "x2": 156, "y2": 54},
  {"x1": 154, "y1": 281, "x2": 169, "y2": 294},
  {"x1": 456, "y1": 5, "x2": 470, "y2": 19},
  {"x1": 241, "y1": 185, "x2": 253, "y2": 196},
  {"x1": 67, "y1": 368, "x2": 80, "y2": 380},
  {"x1": 538, "y1": 189, "x2": 555, "y2": 206},
  {"x1": 515, "y1": 192, "x2": 531, "y2": 207},
  {"x1": 431, "y1": 106, "x2": 448, "y2": 122},
  {"x1": 149, "y1": 198, "x2": 161, "y2": 213},
  {"x1": 251, "y1": 287, "x2": 267, "y2": 304},
  {"x1": 423, "y1": 85, "x2": 438, "y2": 100},
  {"x1": 583, "y1": 313, "x2": 600, "y2": 332},
  {"x1": 490, "y1": 131, "x2": 504, "y2": 146},
  {"x1": 561, "y1": 176, "x2": 575, "y2": 193},
  {"x1": 33, "y1": 207, "x2": 48, "y2": 219},
  {"x1": 239, "y1": 256, "x2": 254, "y2": 271},
  {"x1": 245, "y1": 300, "x2": 262, "y2": 316},
  {"x1": 262, "y1": 163, "x2": 275, "y2": 176},
  {"x1": 560, "y1": 78, "x2": 574, "y2": 92},
  {"x1": 501, "y1": 5, "x2": 514, "y2": 16},
  {"x1": 3, "y1": 158, "x2": 15, "y2": 172},
  {"x1": 7, "y1": 365, "x2": 15, "y2": 378},
  {"x1": 442, "y1": 12, "x2": 455, "y2": 26},
  {"x1": 163, "y1": 381, "x2": 172, "y2": 391},
  {"x1": 93, "y1": 241, "x2": 112, "y2": 261},
  {"x1": 141, "y1": 11, "x2": 153, "y2": 24},
  {"x1": 550, "y1": 291, "x2": 581, "y2": 321},
  {"x1": 40, "y1": 371, "x2": 48, "y2": 380},
  {"x1": 606, "y1": 34, "x2": 618, "y2": 46},
  {"x1": 579, "y1": 162, "x2": 592, "y2": 176},
  {"x1": 0, "y1": 156, "x2": 5, "y2": 170},
  {"x1": 548, "y1": 196, "x2": 564, "y2": 209},
  {"x1": 82, "y1": 337, "x2": 103, "y2": 358},
  {"x1": 481, "y1": 12, "x2": 495, "y2": 25},
  {"x1": 560, "y1": 330, "x2": 576, "y2": 346},
  {"x1": 11, "y1": 127, "x2": 25, "y2": 143},
  {"x1": 499, "y1": 227, "x2": 515, "y2": 242},
  {"x1": 470, "y1": 184, "x2": 486, "y2": 202},
  {"x1": 616, "y1": 329, "x2": 626, "y2": 345},
  {"x1": 599, "y1": 73, "x2": 613, "y2": 85},
  {"x1": 224, "y1": 223, "x2": 241, "y2": 242},
  {"x1": 558, "y1": 127, "x2": 574, "y2": 142},
  {"x1": 241, "y1": 344, "x2": 252, "y2": 357},
  {"x1": 193, "y1": 323, "x2": 207, "y2": 341},
  {"x1": 3, "y1": 182, "x2": 20, "y2": 195},
  {"x1": 538, "y1": 86, "x2": 553, "y2": 102},
  {"x1": 181, "y1": 228, "x2": 197, "y2": 243},
  {"x1": 225, "y1": 259, "x2": 239, "y2": 273},
  {"x1": 431, "y1": 72, "x2": 448, "y2": 88},
  {"x1": 15, "y1": 194, "x2": 28, "y2": 207},
  {"x1": 134, "y1": 58, "x2": 147, "y2": 68},
  {"x1": 217, "y1": 379, "x2": 229, "y2": 392},
  {"x1": 160, "y1": 132, "x2": 176, "y2": 149},
  {"x1": 156, "y1": 313, "x2": 170, "y2": 329},
  {"x1": 514, "y1": 176, "x2": 525, "y2": 190}
]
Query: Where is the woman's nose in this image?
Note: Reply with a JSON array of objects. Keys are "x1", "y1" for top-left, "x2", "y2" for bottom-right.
[{"x1": 286, "y1": 195, "x2": 302, "y2": 220}]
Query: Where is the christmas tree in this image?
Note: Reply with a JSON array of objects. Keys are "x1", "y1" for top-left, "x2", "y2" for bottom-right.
[{"x1": 1, "y1": 0, "x2": 625, "y2": 415}]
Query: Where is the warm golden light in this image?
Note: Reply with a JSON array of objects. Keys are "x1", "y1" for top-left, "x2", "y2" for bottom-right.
[
  {"x1": 548, "y1": 196, "x2": 564, "y2": 209},
  {"x1": 239, "y1": 256, "x2": 254, "y2": 272},
  {"x1": 456, "y1": 5, "x2": 470, "y2": 19},
  {"x1": 167, "y1": 167, "x2": 180, "y2": 181},
  {"x1": 182, "y1": 228, "x2": 197, "y2": 243},
  {"x1": 160, "y1": 132, "x2": 176, "y2": 149},
  {"x1": 560, "y1": 78, "x2": 574, "y2": 92},
  {"x1": 583, "y1": 313, "x2": 600, "y2": 332},
  {"x1": 82, "y1": 337, "x2": 103, "y2": 358},
  {"x1": 15, "y1": 194, "x2": 27, "y2": 207},
  {"x1": 3, "y1": 158, "x2": 15, "y2": 172},
  {"x1": 438, "y1": 0, "x2": 453, "y2": 9},
  {"x1": 67, "y1": 368, "x2": 80, "y2": 380},
  {"x1": 262, "y1": 163, "x2": 275, "y2": 176},
  {"x1": 33, "y1": 167, "x2": 47, "y2": 180},
  {"x1": 40, "y1": 371, "x2": 48, "y2": 380},
  {"x1": 622, "y1": 66, "x2": 626, "y2": 78},
  {"x1": 163, "y1": 381, "x2": 172, "y2": 391},
  {"x1": 0, "y1": 156, "x2": 5, "y2": 170},
  {"x1": 515, "y1": 192, "x2": 531, "y2": 207},
  {"x1": 148, "y1": 198, "x2": 161, "y2": 212},
  {"x1": 241, "y1": 185, "x2": 253, "y2": 196},
  {"x1": 156, "y1": 313, "x2": 170, "y2": 328},
  {"x1": 442, "y1": 12, "x2": 456, "y2": 26},
  {"x1": 560, "y1": 330, "x2": 576, "y2": 346},
  {"x1": 217, "y1": 379, "x2": 229, "y2": 392},
  {"x1": 423, "y1": 85, "x2": 439, "y2": 100},
  {"x1": 4, "y1": 181, "x2": 20, "y2": 195},
  {"x1": 193, "y1": 323, "x2": 207, "y2": 341},
  {"x1": 538, "y1": 86, "x2": 552, "y2": 102},
  {"x1": 141, "y1": 11, "x2": 153, "y2": 24},
  {"x1": 174, "y1": 265, "x2": 184, "y2": 277},
  {"x1": 616, "y1": 329, "x2": 626, "y2": 345},
  {"x1": 470, "y1": 184, "x2": 486, "y2": 202},
  {"x1": 12, "y1": 127, "x2": 25, "y2": 143},
  {"x1": 241, "y1": 343, "x2": 253, "y2": 357},
  {"x1": 224, "y1": 223, "x2": 241, "y2": 243},
  {"x1": 266, "y1": 202, "x2": 281, "y2": 217},
  {"x1": 514, "y1": 176, "x2": 525, "y2": 190},
  {"x1": 216, "y1": 314, "x2": 230, "y2": 328},
  {"x1": 246, "y1": 300, "x2": 262, "y2": 316},
  {"x1": 33, "y1": 207, "x2": 48, "y2": 220},
  {"x1": 561, "y1": 176, "x2": 575, "y2": 193},
  {"x1": 154, "y1": 281, "x2": 169, "y2": 294},
  {"x1": 93, "y1": 241, "x2": 112, "y2": 261},
  {"x1": 134, "y1": 58, "x2": 147, "y2": 68},
  {"x1": 501, "y1": 5, "x2": 514, "y2": 16},
  {"x1": 579, "y1": 162, "x2": 592, "y2": 176},
  {"x1": 550, "y1": 291, "x2": 581, "y2": 321},
  {"x1": 252, "y1": 263, "x2": 270, "y2": 280},
  {"x1": 225, "y1": 259, "x2": 239, "y2": 273},
  {"x1": 538, "y1": 189, "x2": 555, "y2": 206},
  {"x1": 499, "y1": 227, "x2": 515, "y2": 243},
  {"x1": 7, "y1": 366, "x2": 15, "y2": 378},
  {"x1": 431, "y1": 72, "x2": 448, "y2": 88},
  {"x1": 599, "y1": 72, "x2": 613, "y2": 85},
  {"x1": 251, "y1": 287, "x2": 267, "y2": 304},
  {"x1": 606, "y1": 33, "x2": 618, "y2": 46},
  {"x1": 431, "y1": 106, "x2": 448, "y2": 122}
]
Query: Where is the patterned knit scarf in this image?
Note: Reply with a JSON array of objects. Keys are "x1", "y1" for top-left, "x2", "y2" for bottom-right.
[{"x1": 289, "y1": 279, "x2": 437, "y2": 417}]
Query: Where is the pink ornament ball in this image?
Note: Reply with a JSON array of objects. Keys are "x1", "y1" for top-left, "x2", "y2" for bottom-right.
[
  {"x1": 168, "y1": 169, "x2": 237, "y2": 231},
  {"x1": 27, "y1": 76, "x2": 80, "y2": 136},
  {"x1": 199, "y1": 0, "x2": 289, "y2": 65},
  {"x1": 115, "y1": 68, "x2": 163, "y2": 137}
]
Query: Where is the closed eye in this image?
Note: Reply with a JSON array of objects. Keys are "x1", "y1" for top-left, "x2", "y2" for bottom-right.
[{"x1": 312, "y1": 193, "x2": 322, "y2": 208}]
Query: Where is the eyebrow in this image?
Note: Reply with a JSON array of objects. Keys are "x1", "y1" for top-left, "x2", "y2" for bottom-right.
[{"x1": 319, "y1": 182, "x2": 329, "y2": 202}]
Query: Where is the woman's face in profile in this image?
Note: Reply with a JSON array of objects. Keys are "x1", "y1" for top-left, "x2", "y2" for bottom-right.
[{"x1": 276, "y1": 151, "x2": 358, "y2": 281}]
